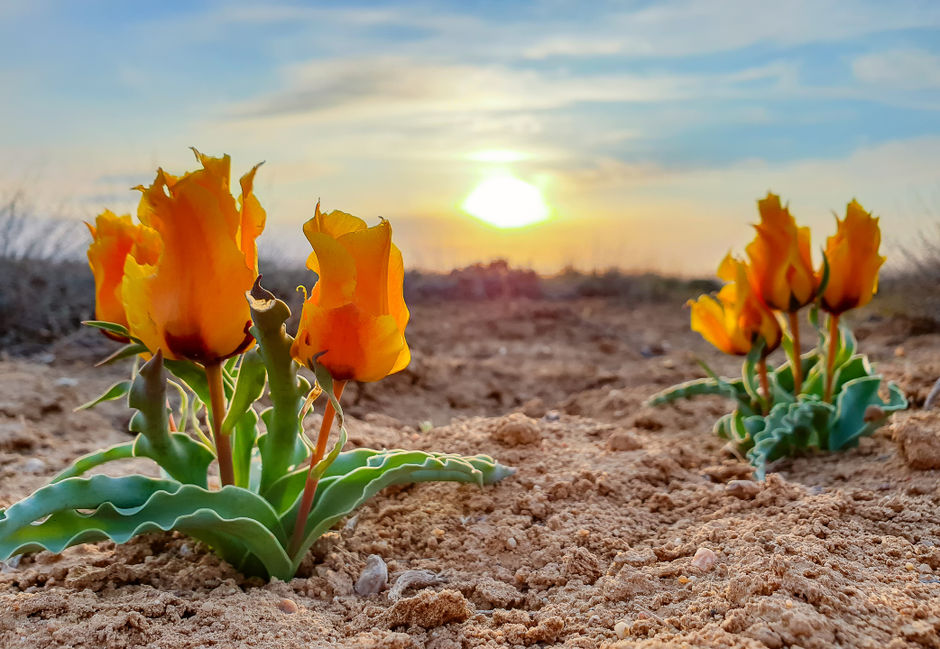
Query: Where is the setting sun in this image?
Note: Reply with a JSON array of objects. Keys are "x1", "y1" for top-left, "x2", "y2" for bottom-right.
[{"x1": 462, "y1": 175, "x2": 549, "y2": 228}]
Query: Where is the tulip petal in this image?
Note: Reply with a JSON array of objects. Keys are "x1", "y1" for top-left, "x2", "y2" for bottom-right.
[
  {"x1": 238, "y1": 163, "x2": 266, "y2": 273},
  {"x1": 292, "y1": 303, "x2": 406, "y2": 383}
]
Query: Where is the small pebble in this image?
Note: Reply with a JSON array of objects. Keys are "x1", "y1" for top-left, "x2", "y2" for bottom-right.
[
  {"x1": 22, "y1": 458, "x2": 46, "y2": 474},
  {"x1": 432, "y1": 528, "x2": 445, "y2": 538},
  {"x1": 725, "y1": 479, "x2": 760, "y2": 499},
  {"x1": 506, "y1": 537, "x2": 518, "y2": 549},
  {"x1": 691, "y1": 547, "x2": 718, "y2": 572},
  {"x1": 614, "y1": 621, "x2": 629, "y2": 638},
  {"x1": 387, "y1": 569, "x2": 443, "y2": 601},
  {"x1": 277, "y1": 598, "x2": 298, "y2": 614},
  {"x1": 678, "y1": 576, "x2": 690, "y2": 584},
  {"x1": 905, "y1": 563, "x2": 915, "y2": 571},
  {"x1": 355, "y1": 554, "x2": 388, "y2": 596},
  {"x1": 54, "y1": 377, "x2": 79, "y2": 387}
]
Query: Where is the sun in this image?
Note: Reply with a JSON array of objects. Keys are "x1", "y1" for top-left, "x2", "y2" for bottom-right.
[{"x1": 462, "y1": 175, "x2": 549, "y2": 228}]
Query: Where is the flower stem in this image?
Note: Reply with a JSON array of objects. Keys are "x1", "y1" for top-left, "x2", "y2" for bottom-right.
[
  {"x1": 788, "y1": 311, "x2": 803, "y2": 394},
  {"x1": 824, "y1": 314, "x2": 840, "y2": 403},
  {"x1": 758, "y1": 357, "x2": 771, "y2": 414},
  {"x1": 205, "y1": 362, "x2": 235, "y2": 487},
  {"x1": 289, "y1": 380, "x2": 347, "y2": 557}
]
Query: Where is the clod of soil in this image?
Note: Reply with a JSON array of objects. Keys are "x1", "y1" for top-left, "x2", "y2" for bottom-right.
[
  {"x1": 893, "y1": 410, "x2": 940, "y2": 469},
  {"x1": 490, "y1": 412, "x2": 541, "y2": 446}
]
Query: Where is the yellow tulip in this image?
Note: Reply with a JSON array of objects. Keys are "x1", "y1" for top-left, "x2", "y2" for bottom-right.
[
  {"x1": 820, "y1": 200, "x2": 885, "y2": 315},
  {"x1": 746, "y1": 193, "x2": 817, "y2": 311},
  {"x1": 291, "y1": 203, "x2": 410, "y2": 382},
  {"x1": 85, "y1": 210, "x2": 161, "y2": 340},
  {"x1": 689, "y1": 254, "x2": 781, "y2": 356},
  {"x1": 121, "y1": 149, "x2": 266, "y2": 363}
]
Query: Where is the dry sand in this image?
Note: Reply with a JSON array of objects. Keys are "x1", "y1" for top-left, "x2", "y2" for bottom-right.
[{"x1": 0, "y1": 299, "x2": 938, "y2": 648}]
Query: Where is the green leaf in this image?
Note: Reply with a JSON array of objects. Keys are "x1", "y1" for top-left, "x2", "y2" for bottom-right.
[
  {"x1": 129, "y1": 352, "x2": 213, "y2": 486},
  {"x1": 741, "y1": 341, "x2": 765, "y2": 406},
  {"x1": 50, "y1": 441, "x2": 136, "y2": 483},
  {"x1": 232, "y1": 409, "x2": 259, "y2": 489},
  {"x1": 164, "y1": 359, "x2": 211, "y2": 406},
  {"x1": 289, "y1": 450, "x2": 512, "y2": 569},
  {"x1": 95, "y1": 342, "x2": 150, "y2": 367},
  {"x1": 0, "y1": 476, "x2": 292, "y2": 580},
  {"x1": 747, "y1": 399, "x2": 834, "y2": 479},
  {"x1": 647, "y1": 377, "x2": 745, "y2": 406},
  {"x1": 221, "y1": 349, "x2": 266, "y2": 435},
  {"x1": 82, "y1": 320, "x2": 131, "y2": 338},
  {"x1": 827, "y1": 375, "x2": 906, "y2": 450},
  {"x1": 75, "y1": 380, "x2": 131, "y2": 411}
]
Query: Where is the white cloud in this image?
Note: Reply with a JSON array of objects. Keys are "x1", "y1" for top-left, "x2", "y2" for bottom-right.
[{"x1": 853, "y1": 48, "x2": 940, "y2": 90}]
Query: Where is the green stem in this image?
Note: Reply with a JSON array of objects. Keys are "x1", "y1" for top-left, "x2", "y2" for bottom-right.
[
  {"x1": 206, "y1": 362, "x2": 235, "y2": 487},
  {"x1": 289, "y1": 380, "x2": 346, "y2": 556},
  {"x1": 788, "y1": 311, "x2": 803, "y2": 394},
  {"x1": 824, "y1": 314, "x2": 840, "y2": 403}
]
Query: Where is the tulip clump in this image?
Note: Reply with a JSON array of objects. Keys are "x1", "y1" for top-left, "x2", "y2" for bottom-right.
[
  {"x1": 650, "y1": 193, "x2": 906, "y2": 478},
  {"x1": 0, "y1": 150, "x2": 511, "y2": 580}
]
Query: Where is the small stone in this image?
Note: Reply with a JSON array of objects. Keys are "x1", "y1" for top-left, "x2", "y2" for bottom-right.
[
  {"x1": 725, "y1": 479, "x2": 760, "y2": 499},
  {"x1": 544, "y1": 410, "x2": 561, "y2": 422},
  {"x1": 906, "y1": 562, "x2": 915, "y2": 571},
  {"x1": 277, "y1": 598, "x2": 298, "y2": 614},
  {"x1": 614, "y1": 621, "x2": 629, "y2": 638},
  {"x1": 54, "y1": 377, "x2": 79, "y2": 387},
  {"x1": 388, "y1": 569, "x2": 444, "y2": 601},
  {"x1": 691, "y1": 547, "x2": 717, "y2": 572},
  {"x1": 491, "y1": 413, "x2": 541, "y2": 447},
  {"x1": 521, "y1": 398, "x2": 547, "y2": 418},
  {"x1": 506, "y1": 537, "x2": 518, "y2": 550},
  {"x1": 677, "y1": 576, "x2": 690, "y2": 584},
  {"x1": 355, "y1": 554, "x2": 388, "y2": 596},
  {"x1": 22, "y1": 458, "x2": 46, "y2": 474}
]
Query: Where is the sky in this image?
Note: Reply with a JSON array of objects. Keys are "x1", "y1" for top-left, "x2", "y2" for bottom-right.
[{"x1": 1, "y1": 0, "x2": 939, "y2": 274}]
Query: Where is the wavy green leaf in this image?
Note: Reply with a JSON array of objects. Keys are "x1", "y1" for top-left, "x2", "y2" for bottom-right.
[
  {"x1": 75, "y1": 380, "x2": 131, "y2": 411},
  {"x1": 50, "y1": 441, "x2": 136, "y2": 483},
  {"x1": 289, "y1": 451, "x2": 513, "y2": 569}
]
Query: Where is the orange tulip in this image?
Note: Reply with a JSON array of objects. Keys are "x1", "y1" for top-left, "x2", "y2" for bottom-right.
[
  {"x1": 121, "y1": 149, "x2": 266, "y2": 363},
  {"x1": 689, "y1": 254, "x2": 781, "y2": 356},
  {"x1": 820, "y1": 200, "x2": 885, "y2": 315},
  {"x1": 291, "y1": 204, "x2": 410, "y2": 382},
  {"x1": 746, "y1": 193, "x2": 817, "y2": 311},
  {"x1": 85, "y1": 210, "x2": 161, "y2": 340}
]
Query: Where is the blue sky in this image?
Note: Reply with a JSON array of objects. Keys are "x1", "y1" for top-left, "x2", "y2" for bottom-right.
[{"x1": 2, "y1": 0, "x2": 939, "y2": 272}]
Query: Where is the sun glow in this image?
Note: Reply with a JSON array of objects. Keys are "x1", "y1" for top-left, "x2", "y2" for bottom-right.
[{"x1": 462, "y1": 175, "x2": 549, "y2": 228}]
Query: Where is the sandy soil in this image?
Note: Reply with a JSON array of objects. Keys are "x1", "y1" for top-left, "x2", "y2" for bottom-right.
[{"x1": 0, "y1": 299, "x2": 938, "y2": 648}]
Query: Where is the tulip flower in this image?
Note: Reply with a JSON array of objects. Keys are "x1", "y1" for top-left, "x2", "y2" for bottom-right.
[
  {"x1": 122, "y1": 150, "x2": 265, "y2": 364},
  {"x1": 288, "y1": 203, "x2": 410, "y2": 553},
  {"x1": 746, "y1": 193, "x2": 817, "y2": 393},
  {"x1": 821, "y1": 200, "x2": 885, "y2": 402},
  {"x1": 689, "y1": 253, "x2": 781, "y2": 357},
  {"x1": 820, "y1": 200, "x2": 885, "y2": 316},
  {"x1": 746, "y1": 193, "x2": 817, "y2": 312},
  {"x1": 115, "y1": 149, "x2": 266, "y2": 487},
  {"x1": 291, "y1": 203, "x2": 410, "y2": 383},
  {"x1": 85, "y1": 210, "x2": 161, "y2": 340}
]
